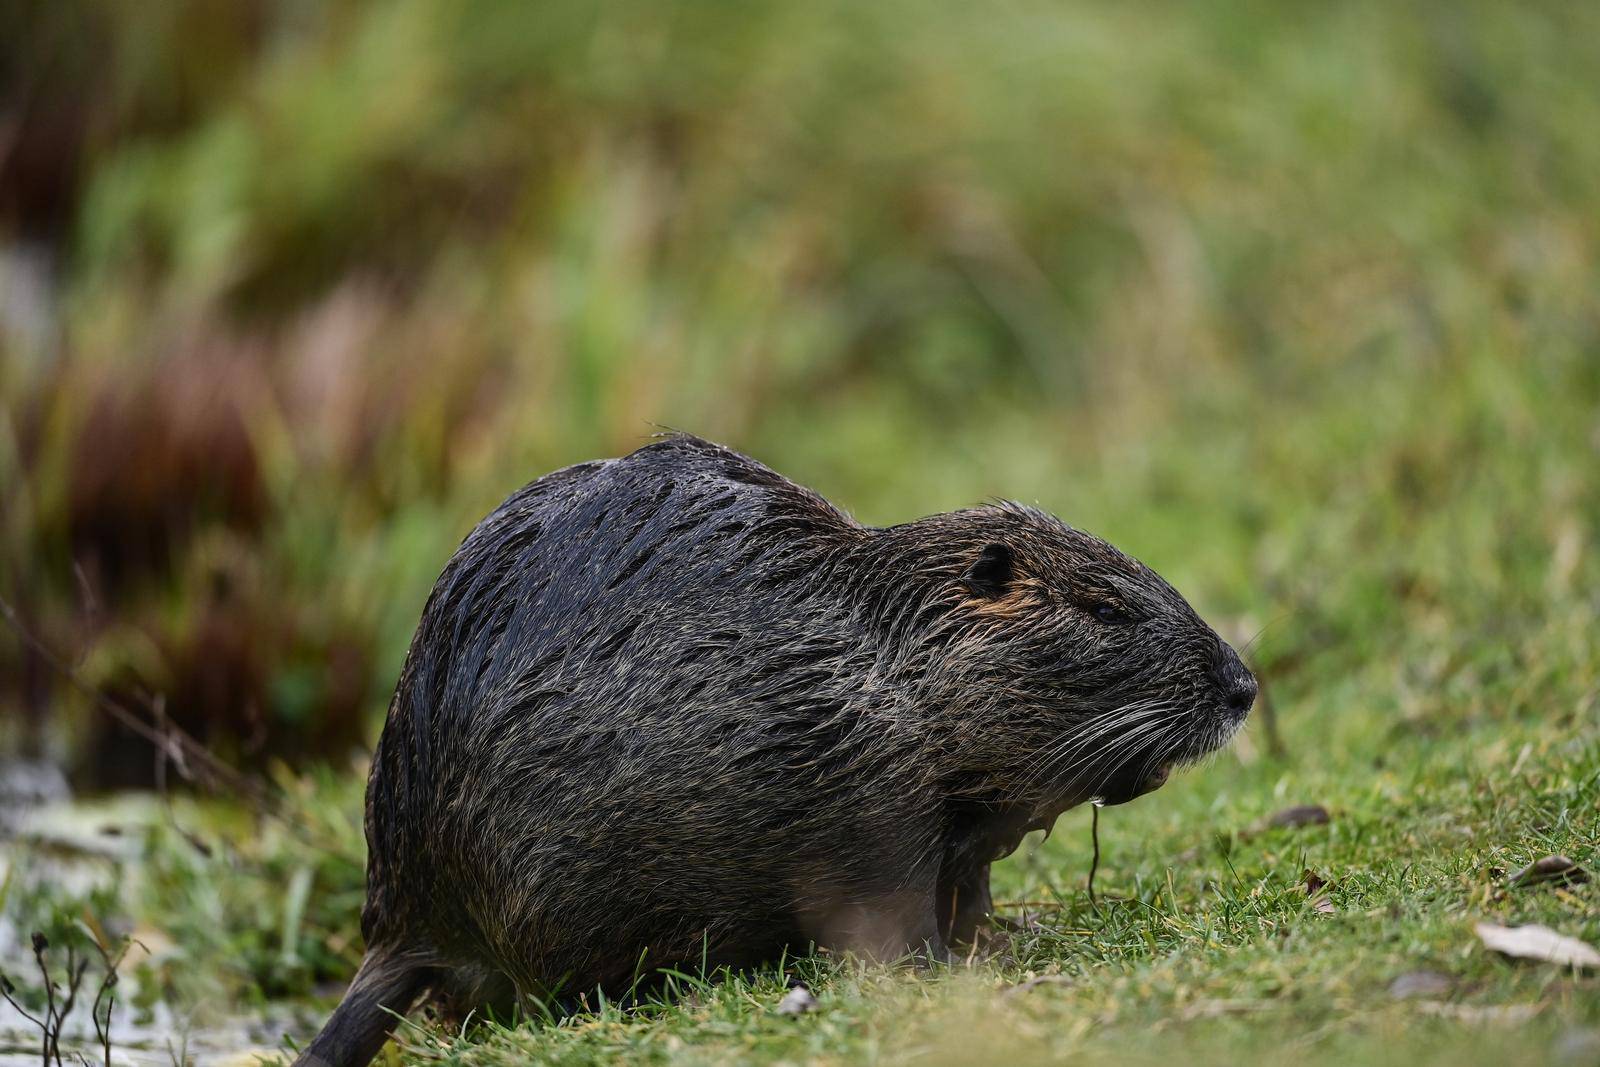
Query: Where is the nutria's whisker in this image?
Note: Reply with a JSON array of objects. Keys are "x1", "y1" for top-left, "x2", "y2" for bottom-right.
[
  {"x1": 1037, "y1": 704, "x2": 1173, "y2": 782},
  {"x1": 1013, "y1": 703, "x2": 1172, "y2": 800}
]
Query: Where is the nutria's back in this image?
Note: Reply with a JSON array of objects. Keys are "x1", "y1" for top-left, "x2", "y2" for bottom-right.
[
  {"x1": 364, "y1": 437, "x2": 910, "y2": 987},
  {"x1": 300, "y1": 435, "x2": 1255, "y2": 1066}
]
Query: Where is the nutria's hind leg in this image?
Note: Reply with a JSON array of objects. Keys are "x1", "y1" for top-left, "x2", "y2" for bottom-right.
[{"x1": 433, "y1": 962, "x2": 520, "y2": 1028}]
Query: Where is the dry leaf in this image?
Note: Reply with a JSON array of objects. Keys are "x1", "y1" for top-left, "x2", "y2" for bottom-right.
[
  {"x1": 1264, "y1": 805, "x2": 1330, "y2": 830},
  {"x1": 1302, "y1": 868, "x2": 1336, "y2": 913},
  {"x1": 777, "y1": 984, "x2": 818, "y2": 1015},
  {"x1": 1507, "y1": 855, "x2": 1589, "y2": 889},
  {"x1": 1474, "y1": 922, "x2": 1600, "y2": 969}
]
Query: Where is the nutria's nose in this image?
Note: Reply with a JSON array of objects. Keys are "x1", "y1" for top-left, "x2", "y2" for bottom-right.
[
  {"x1": 1215, "y1": 643, "x2": 1258, "y2": 716},
  {"x1": 1225, "y1": 671, "x2": 1258, "y2": 715}
]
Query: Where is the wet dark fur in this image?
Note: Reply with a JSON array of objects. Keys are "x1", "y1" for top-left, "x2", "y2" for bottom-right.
[{"x1": 297, "y1": 435, "x2": 1255, "y2": 1065}]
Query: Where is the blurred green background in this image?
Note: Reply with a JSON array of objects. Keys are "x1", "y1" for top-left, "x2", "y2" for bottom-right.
[{"x1": 2, "y1": 0, "x2": 1596, "y2": 786}]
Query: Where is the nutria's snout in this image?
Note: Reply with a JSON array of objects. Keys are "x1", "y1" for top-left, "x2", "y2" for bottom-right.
[
  {"x1": 1215, "y1": 641, "x2": 1259, "y2": 722},
  {"x1": 1089, "y1": 639, "x2": 1257, "y2": 807}
]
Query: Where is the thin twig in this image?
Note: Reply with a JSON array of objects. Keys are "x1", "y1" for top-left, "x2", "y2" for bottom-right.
[
  {"x1": 1087, "y1": 805, "x2": 1102, "y2": 908},
  {"x1": 0, "y1": 973, "x2": 47, "y2": 1031},
  {"x1": 1255, "y1": 674, "x2": 1286, "y2": 760},
  {"x1": 89, "y1": 939, "x2": 131, "y2": 1067},
  {"x1": 48, "y1": 949, "x2": 88, "y2": 1067},
  {"x1": 4, "y1": 932, "x2": 129, "y2": 1066},
  {"x1": 33, "y1": 935, "x2": 56, "y2": 1067}
]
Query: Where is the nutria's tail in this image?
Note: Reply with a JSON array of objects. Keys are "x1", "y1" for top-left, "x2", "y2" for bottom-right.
[{"x1": 294, "y1": 951, "x2": 430, "y2": 1067}]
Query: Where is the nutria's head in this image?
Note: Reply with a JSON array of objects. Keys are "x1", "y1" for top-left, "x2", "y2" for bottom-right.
[{"x1": 878, "y1": 503, "x2": 1254, "y2": 821}]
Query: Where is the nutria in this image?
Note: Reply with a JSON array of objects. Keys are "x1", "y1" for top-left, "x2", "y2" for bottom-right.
[{"x1": 297, "y1": 434, "x2": 1256, "y2": 1066}]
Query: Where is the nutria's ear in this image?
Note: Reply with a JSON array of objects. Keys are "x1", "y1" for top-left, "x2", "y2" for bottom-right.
[{"x1": 962, "y1": 543, "x2": 1014, "y2": 598}]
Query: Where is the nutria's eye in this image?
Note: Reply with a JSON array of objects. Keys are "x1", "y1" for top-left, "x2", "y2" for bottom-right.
[{"x1": 1089, "y1": 602, "x2": 1136, "y2": 626}]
